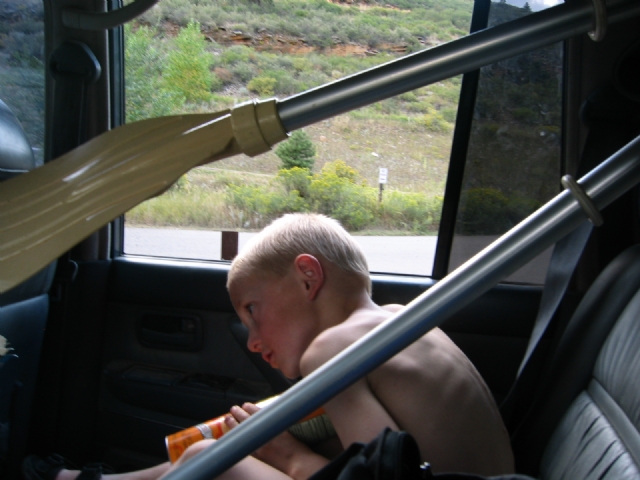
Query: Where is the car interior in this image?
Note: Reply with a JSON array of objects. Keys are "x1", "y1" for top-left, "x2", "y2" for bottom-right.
[{"x1": 1, "y1": 0, "x2": 640, "y2": 479}]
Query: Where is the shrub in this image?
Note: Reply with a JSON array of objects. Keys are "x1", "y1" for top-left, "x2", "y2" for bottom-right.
[
  {"x1": 457, "y1": 187, "x2": 511, "y2": 234},
  {"x1": 399, "y1": 92, "x2": 418, "y2": 102},
  {"x1": 163, "y1": 21, "x2": 216, "y2": 103},
  {"x1": 420, "y1": 110, "x2": 453, "y2": 133},
  {"x1": 440, "y1": 106, "x2": 458, "y2": 123},
  {"x1": 214, "y1": 67, "x2": 234, "y2": 84},
  {"x1": 226, "y1": 183, "x2": 308, "y2": 228},
  {"x1": 321, "y1": 159, "x2": 359, "y2": 183},
  {"x1": 277, "y1": 167, "x2": 312, "y2": 198},
  {"x1": 380, "y1": 190, "x2": 442, "y2": 233},
  {"x1": 512, "y1": 107, "x2": 537, "y2": 124},
  {"x1": 507, "y1": 195, "x2": 540, "y2": 225},
  {"x1": 168, "y1": 174, "x2": 191, "y2": 193},
  {"x1": 308, "y1": 161, "x2": 376, "y2": 230},
  {"x1": 275, "y1": 130, "x2": 316, "y2": 170},
  {"x1": 230, "y1": 63, "x2": 257, "y2": 83},
  {"x1": 297, "y1": 70, "x2": 331, "y2": 91},
  {"x1": 219, "y1": 45, "x2": 253, "y2": 66},
  {"x1": 247, "y1": 76, "x2": 277, "y2": 96},
  {"x1": 431, "y1": 82, "x2": 461, "y2": 103}
]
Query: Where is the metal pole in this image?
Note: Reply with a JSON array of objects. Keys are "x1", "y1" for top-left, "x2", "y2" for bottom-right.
[
  {"x1": 164, "y1": 133, "x2": 640, "y2": 480},
  {"x1": 277, "y1": 0, "x2": 640, "y2": 132}
]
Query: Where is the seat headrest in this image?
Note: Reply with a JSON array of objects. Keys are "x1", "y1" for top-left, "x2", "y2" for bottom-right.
[
  {"x1": 0, "y1": 100, "x2": 55, "y2": 300},
  {"x1": 0, "y1": 99, "x2": 36, "y2": 181}
]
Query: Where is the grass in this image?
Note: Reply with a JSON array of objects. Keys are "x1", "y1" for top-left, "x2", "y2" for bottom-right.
[
  {"x1": 128, "y1": 116, "x2": 451, "y2": 233},
  {"x1": 128, "y1": 189, "x2": 236, "y2": 228},
  {"x1": 210, "y1": 115, "x2": 452, "y2": 195}
]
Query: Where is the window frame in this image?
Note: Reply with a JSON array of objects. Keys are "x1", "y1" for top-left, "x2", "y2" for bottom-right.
[
  {"x1": 433, "y1": 0, "x2": 492, "y2": 280},
  {"x1": 111, "y1": 0, "x2": 561, "y2": 284}
]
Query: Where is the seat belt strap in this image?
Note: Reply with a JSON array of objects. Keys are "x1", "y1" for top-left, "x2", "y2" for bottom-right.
[
  {"x1": 501, "y1": 220, "x2": 592, "y2": 429},
  {"x1": 517, "y1": 220, "x2": 593, "y2": 377}
]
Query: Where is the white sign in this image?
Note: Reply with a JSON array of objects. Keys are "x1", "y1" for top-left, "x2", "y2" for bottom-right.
[{"x1": 378, "y1": 168, "x2": 388, "y2": 184}]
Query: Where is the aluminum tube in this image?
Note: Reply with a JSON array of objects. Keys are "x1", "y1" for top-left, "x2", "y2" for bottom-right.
[
  {"x1": 277, "y1": 0, "x2": 640, "y2": 132},
  {"x1": 165, "y1": 135, "x2": 640, "y2": 480}
]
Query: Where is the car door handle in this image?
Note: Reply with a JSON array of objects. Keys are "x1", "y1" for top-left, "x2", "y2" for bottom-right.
[{"x1": 137, "y1": 313, "x2": 202, "y2": 351}]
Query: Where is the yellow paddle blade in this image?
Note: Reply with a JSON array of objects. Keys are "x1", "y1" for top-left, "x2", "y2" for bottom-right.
[{"x1": 0, "y1": 99, "x2": 286, "y2": 293}]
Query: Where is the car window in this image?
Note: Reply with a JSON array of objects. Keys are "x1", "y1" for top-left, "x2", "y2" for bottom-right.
[
  {"x1": 448, "y1": 0, "x2": 563, "y2": 283},
  {"x1": 0, "y1": 0, "x2": 45, "y2": 166},
  {"x1": 121, "y1": 0, "x2": 562, "y2": 282},
  {"x1": 121, "y1": 0, "x2": 471, "y2": 276}
]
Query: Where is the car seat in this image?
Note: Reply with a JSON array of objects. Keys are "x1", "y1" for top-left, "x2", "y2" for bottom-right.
[
  {"x1": 510, "y1": 242, "x2": 640, "y2": 478},
  {"x1": 0, "y1": 99, "x2": 56, "y2": 479}
]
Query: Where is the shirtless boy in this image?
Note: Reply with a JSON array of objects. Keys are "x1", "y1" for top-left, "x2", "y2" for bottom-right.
[{"x1": 27, "y1": 213, "x2": 513, "y2": 480}]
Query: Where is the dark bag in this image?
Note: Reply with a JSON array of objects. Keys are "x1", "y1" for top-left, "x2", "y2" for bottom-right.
[
  {"x1": 309, "y1": 427, "x2": 423, "y2": 480},
  {"x1": 309, "y1": 428, "x2": 536, "y2": 480}
]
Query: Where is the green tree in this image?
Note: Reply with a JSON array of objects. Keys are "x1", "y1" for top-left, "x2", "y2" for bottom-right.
[
  {"x1": 163, "y1": 21, "x2": 217, "y2": 103},
  {"x1": 275, "y1": 130, "x2": 317, "y2": 170},
  {"x1": 125, "y1": 24, "x2": 184, "y2": 122}
]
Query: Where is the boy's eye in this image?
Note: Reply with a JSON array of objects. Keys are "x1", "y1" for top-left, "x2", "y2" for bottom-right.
[{"x1": 247, "y1": 305, "x2": 254, "y2": 315}]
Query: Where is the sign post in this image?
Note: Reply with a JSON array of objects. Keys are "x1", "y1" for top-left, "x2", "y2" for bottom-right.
[
  {"x1": 378, "y1": 167, "x2": 388, "y2": 203},
  {"x1": 221, "y1": 231, "x2": 239, "y2": 260}
]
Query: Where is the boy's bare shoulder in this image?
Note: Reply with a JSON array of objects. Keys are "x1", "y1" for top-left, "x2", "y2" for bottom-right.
[
  {"x1": 300, "y1": 308, "x2": 389, "y2": 377},
  {"x1": 380, "y1": 304, "x2": 404, "y2": 313}
]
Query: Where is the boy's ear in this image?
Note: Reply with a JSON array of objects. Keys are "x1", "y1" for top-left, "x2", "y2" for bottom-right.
[{"x1": 294, "y1": 254, "x2": 324, "y2": 300}]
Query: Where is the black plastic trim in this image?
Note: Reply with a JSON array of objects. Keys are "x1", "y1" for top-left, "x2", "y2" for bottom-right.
[
  {"x1": 109, "y1": 0, "x2": 126, "y2": 258},
  {"x1": 433, "y1": 0, "x2": 491, "y2": 279}
]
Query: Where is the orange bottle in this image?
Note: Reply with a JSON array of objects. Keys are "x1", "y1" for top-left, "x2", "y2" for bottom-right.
[{"x1": 165, "y1": 396, "x2": 330, "y2": 463}]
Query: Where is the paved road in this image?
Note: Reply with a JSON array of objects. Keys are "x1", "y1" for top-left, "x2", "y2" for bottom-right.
[
  {"x1": 124, "y1": 227, "x2": 438, "y2": 275},
  {"x1": 124, "y1": 227, "x2": 551, "y2": 282}
]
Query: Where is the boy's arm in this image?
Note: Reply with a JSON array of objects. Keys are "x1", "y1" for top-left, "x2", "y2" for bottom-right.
[
  {"x1": 300, "y1": 330, "x2": 401, "y2": 449},
  {"x1": 227, "y1": 403, "x2": 330, "y2": 480},
  {"x1": 322, "y1": 376, "x2": 400, "y2": 448}
]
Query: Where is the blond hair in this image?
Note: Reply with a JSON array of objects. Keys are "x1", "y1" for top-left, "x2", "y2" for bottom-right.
[{"x1": 227, "y1": 213, "x2": 371, "y2": 294}]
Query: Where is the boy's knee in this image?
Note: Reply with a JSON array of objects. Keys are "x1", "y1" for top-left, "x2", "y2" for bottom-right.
[{"x1": 177, "y1": 439, "x2": 216, "y2": 465}]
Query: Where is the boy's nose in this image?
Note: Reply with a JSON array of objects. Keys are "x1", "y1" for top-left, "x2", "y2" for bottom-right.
[{"x1": 247, "y1": 333, "x2": 262, "y2": 353}]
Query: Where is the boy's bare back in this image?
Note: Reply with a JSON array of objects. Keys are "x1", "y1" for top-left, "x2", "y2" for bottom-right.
[{"x1": 301, "y1": 305, "x2": 515, "y2": 476}]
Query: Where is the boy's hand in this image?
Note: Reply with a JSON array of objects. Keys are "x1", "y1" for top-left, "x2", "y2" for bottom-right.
[{"x1": 224, "y1": 402, "x2": 329, "y2": 480}]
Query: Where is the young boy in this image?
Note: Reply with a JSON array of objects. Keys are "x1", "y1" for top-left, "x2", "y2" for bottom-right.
[
  {"x1": 219, "y1": 212, "x2": 514, "y2": 478},
  {"x1": 27, "y1": 213, "x2": 513, "y2": 480}
]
